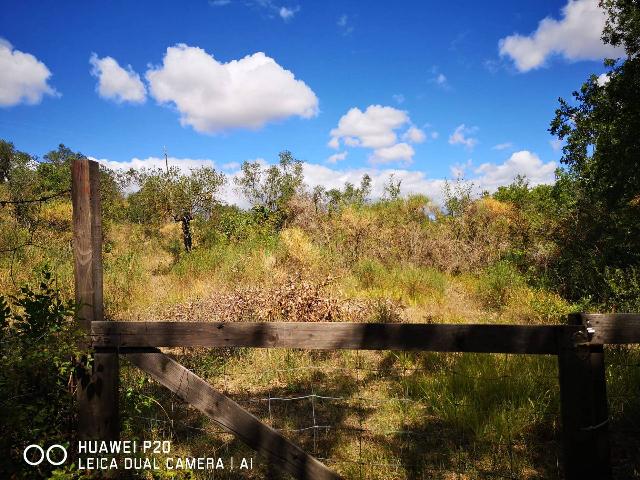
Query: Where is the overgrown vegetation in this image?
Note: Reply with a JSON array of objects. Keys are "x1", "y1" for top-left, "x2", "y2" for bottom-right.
[
  {"x1": 0, "y1": 1, "x2": 639, "y2": 478},
  {"x1": 0, "y1": 269, "x2": 82, "y2": 479}
]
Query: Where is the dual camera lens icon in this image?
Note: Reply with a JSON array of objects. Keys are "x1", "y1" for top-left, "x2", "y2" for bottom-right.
[{"x1": 23, "y1": 444, "x2": 68, "y2": 466}]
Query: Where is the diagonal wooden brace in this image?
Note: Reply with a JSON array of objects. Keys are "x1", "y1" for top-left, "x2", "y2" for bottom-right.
[{"x1": 124, "y1": 348, "x2": 340, "y2": 480}]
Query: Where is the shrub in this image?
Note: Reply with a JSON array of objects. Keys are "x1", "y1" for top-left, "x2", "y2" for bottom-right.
[
  {"x1": 394, "y1": 265, "x2": 446, "y2": 302},
  {"x1": 477, "y1": 261, "x2": 524, "y2": 310},
  {"x1": 354, "y1": 258, "x2": 386, "y2": 289},
  {"x1": 0, "y1": 269, "x2": 82, "y2": 478},
  {"x1": 279, "y1": 227, "x2": 322, "y2": 271},
  {"x1": 601, "y1": 266, "x2": 640, "y2": 312}
]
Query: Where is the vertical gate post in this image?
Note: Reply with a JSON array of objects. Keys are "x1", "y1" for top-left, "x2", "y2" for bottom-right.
[
  {"x1": 557, "y1": 313, "x2": 611, "y2": 479},
  {"x1": 72, "y1": 158, "x2": 119, "y2": 440}
]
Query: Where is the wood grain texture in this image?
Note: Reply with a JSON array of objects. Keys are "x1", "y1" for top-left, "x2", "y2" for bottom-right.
[
  {"x1": 125, "y1": 349, "x2": 340, "y2": 480},
  {"x1": 71, "y1": 158, "x2": 93, "y2": 332},
  {"x1": 89, "y1": 160, "x2": 104, "y2": 323},
  {"x1": 580, "y1": 313, "x2": 640, "y2": 345},
  {"x1": 92, "y1": 322, "x2": 577, "y2": 354},
  {"x1": 72, "y1": 159, "x2": 119, "y2": 441}
]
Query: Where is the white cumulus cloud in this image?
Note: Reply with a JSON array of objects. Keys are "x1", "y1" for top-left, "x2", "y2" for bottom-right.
[
  {"x1": 0, "y1": 39, "x2": 58, "y2": 107},
  {"x1": 92, "y1": 156, "x2": 216, "y2": 173},
  {"x1": 89, "y1": 53, "x2": 146, "y2": 104},
  {"x1": 370, "y1": 143, "x2": 415, "y2": 165},
  {"x1": 222, "y1": 161, "x2": 240, "y2": 170},
  {"x1": 146, "y1": 44, "x2": 318, "y2": 133},
  {"x1": 474, "y1": 150, "x2": 556, "y2": 190},
  {"x1": 448, "y1": 124, "x2": 478, "y2": 150},
  {"x1": 450, "y1": 159, "x2": 473, "y2": 178},
  {"x1": 596, "y1": 72, "x2": 610, "y2": 86},
  {"x1": 330, "y1": 105, "x2": 409, "y2": 149},
  {"x1": 329, "y1": 105, "x2": 425, "y2": 165},
  {"x1": 499, "y1": 0, "x2": 622, "y2": 72}
]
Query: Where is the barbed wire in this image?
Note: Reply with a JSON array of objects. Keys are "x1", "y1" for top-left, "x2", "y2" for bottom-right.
[{"x1": 0, "y1": 189, "x2": 70, "y2": 207}]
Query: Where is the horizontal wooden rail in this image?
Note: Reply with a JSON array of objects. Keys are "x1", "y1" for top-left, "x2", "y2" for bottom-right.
[
  {"x1": 580, "y1": 313, "x2": 640, "y2": 345},
  {"x1": 92, "y1": 321, "x2": 583, "y2": 354}
]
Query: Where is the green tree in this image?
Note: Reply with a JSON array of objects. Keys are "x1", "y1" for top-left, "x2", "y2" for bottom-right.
[
  {"x1": 443, "y1": 178, "x2": 474, "y2": 217},
  {"x1": 342, "y1": 173, "x2": 372, "y2": 205},
  {"x1": 235, "y1": 150, "x2": 304, "y2": 213},
  {"x1": 1, "y1": 142, "x2": 123, "y2": 226},
  {"x1": 34, "y1": 144, "x2": 83, "y2": 194},
  {"x1": 130, "y1": 166, "x2": 226, "y2": 251},
  {"x1": 0, "y1": 142, "x2": 39, "y2": 228},
  {"x1": 0, "y1": 140, "x2": 31, "y2": 183},
  {"x1": 324, "y1": 174, "x2": 372, "y2": 212},
  {"x1": 548, "y1": 0, "x2": 640, "y2": 303},
  {"x1": 383, "y1": 173, "x2": 402, "y2": 201}
]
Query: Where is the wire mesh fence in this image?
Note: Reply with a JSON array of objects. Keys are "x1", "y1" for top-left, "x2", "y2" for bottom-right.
[{"x1": 119, "y1": 348, "x2": 568, "y2": 479}]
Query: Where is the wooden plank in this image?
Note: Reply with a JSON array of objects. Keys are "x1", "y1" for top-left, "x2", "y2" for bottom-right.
[
  {"x1": 89, "y1": 160, "x2": 104, "y2": 323},
  {"x1": 125, "y1": 349, "x2": 340, "y2": 480},
  {"x1": 92, "y1": 322, "x2": 575, "y2": 354},
  {"x1": 71, "y1": 158, "x2": 93, "y2": 333},
  {"x1": 89, "y1": 160, "x2": 119, "y2": 442},
  {"x1": 557, "y1": 314, "x2": 612, "y2": 480},
  {"x1": 580, "y1": 313, "x2": 640, "y2": 345},
  {"x1": 72, "y1": 158, "x2": 119, "y2": 441}
]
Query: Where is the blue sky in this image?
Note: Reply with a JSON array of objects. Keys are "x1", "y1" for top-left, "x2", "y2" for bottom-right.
[{"x1": 0, "y1": 0, "x2": 620, "y2": 202}]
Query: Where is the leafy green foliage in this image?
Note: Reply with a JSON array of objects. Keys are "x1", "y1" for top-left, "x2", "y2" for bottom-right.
[
  {"x1": 0, "y1": 269, "x2": 82, "y2": 479},
  {"x1": 321, "y1": 173, "x2": 372, "y2": 212},
  {"x1": 548, "y1": 1, "x2": 640, "y2": 306},
  {"x1": 128, "y1": 165, "x2": 225, "y2": 251},
  {"x1": 383, "y1": 173, "x2": 402, "y2": 201},
  {"x1": 235, "y1": 150, "x2": 304, "y2": 214},
  {"x1": 476, "y1": 261, "x2": 524, "y2": 310},
  {"x1": 443, "y1": 178, "x2": 473, "y2": 217},
  {"x1": 130, "y1": 166, "x2": 225, "y2": 224},
  {"x1": 601, "y1": 0, "x2": 640, "y2": 57},
  {"x1": 195, "y1": 205, "x2": 281, "y2": 250},
  {"x1": 601, "y1": 266, "x2": 640, "y2": 312},
  {"x1": 0, "y1": 140, "x2": 34, "y2": 186}
]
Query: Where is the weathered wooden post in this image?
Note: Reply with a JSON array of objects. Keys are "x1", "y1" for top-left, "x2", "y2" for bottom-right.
[
  {"x1": 71, "y1": 158, "x2": 119, "y2": 440},
  {"x1": 557, "y1": 313, "x2": 611, "y2": 479}
]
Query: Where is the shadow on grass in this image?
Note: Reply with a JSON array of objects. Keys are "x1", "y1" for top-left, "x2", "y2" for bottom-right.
[
  {"x1": 119, "y1": 349, "x2": 571, "y2": 479},
  {"x1": 606, "y1": 345, "x2": 640, "y2": 480}
]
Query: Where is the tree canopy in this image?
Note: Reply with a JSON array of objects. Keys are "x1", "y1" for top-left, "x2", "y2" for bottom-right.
[
  {"x1": 548, "y1": 0, "x2": 640, "y2": 303},
  {"x1": 129, "y1": 166, "x2": 225, "y2": 251},
  {"x1": 235, "y1": 150, "x2": 304, "y2": 212}
]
